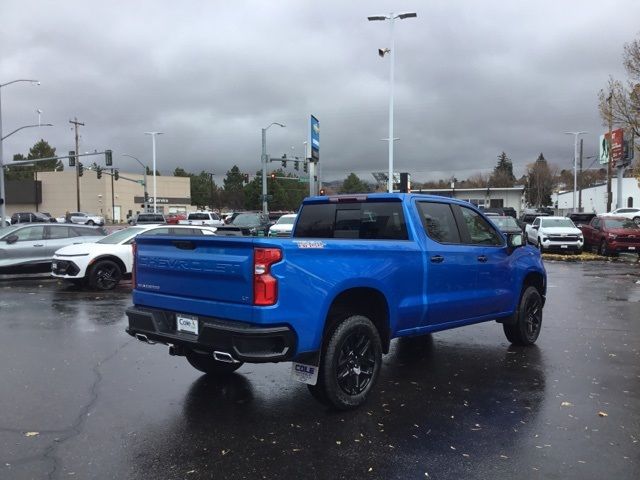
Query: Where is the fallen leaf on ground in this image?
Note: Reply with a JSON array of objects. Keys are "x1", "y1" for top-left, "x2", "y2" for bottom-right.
[
  {"x1": 561, "y1": 401, "x2": 573, "y2": 407},
  {"x1": 598, "y1": 411, "x2": 608, "y2": 417},
  {"x1": 24, "y1": 432, "x2": 39, "y2": 437}
]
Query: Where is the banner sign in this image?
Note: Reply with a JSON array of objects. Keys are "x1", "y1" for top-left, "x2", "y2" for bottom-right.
[
  {"x1": 310, "y1": 115, "x2": 319, "y2": 161},
  {"x1": 599, "y1": 128, "x2": 625, "y2": 165},
  {"x1": 134, "y1": 196, "x2": 191, "y2": 204}
]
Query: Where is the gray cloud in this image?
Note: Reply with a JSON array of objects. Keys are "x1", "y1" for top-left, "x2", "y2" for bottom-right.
[{"x1": 1, "y1": 0, "x2": 638, "y2": 184}]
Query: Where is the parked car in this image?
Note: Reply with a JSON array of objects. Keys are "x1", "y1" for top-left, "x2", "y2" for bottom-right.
[
  {"x1": 519, "y1": 211, "x2": 549, "y2": 230},
  {"x1": 165, "y1": 213, "x2": 187, "y2": 224},
  {"x1": 56, "y1": 212, "x2": 105, "y2": 226},
  {"x1": 127, "y1": 193, "x2": 546, "y2": 410},
  {"x1": 215, "y1": 212, "x2": 272, "y2": 236},
  {"x1": 502, "y1": 207, "x2": 517, "y2": 219},
  {"x1": 40, "y1": 212, "x2": 57, "y2": 222},
  {"x1": 579, "y1": 216, "x2": 640, "y2": 256},
  {"x1": 566, "y1": 212, "x2": 597, "y2": 227},
  {"x1": 268, "y1": 213, "x2": 297, "y2": 237},
  {"x1": 129, "y1": 213, "x2": 166, "y2": 225},
  {"x1": 0, "y1": 224, "x2": 106, "y2": 274},
  {"x1": 52, "y1": 224, "x2": 216, "y2": 289},
  {"x1": 601, "y1": 207, "x2": 640, "y2": 225},
  {"x1": 10, "y1": 212, "x2": 52, "y2": 224},
  {"x1": 178, "y1": 211, "x2": 224, "y2": 227},
  {"x1": 525, "y1": 216, "x2": 584, "y2": 253},
  {"x1": 489, "y1": 215, "x2": 522, "y2": 235}
]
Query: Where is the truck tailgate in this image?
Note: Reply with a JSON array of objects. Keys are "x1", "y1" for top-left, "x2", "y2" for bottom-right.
[{"x1": 134, "y1": 236, "x2": 254, "y2": 304}]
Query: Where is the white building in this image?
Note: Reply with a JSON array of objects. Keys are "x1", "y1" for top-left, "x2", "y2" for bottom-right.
[
  {"x1": 555, "y1": 178, "x2": 640, "y2": 215},
  {"x1": 413, "y1": 186, "x2": 526, "y2": 214}
]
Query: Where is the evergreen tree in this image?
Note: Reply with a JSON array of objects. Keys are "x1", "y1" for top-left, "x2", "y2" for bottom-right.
[
  {"x1": 526, "y1": 153, "x2": 555, "y2": 208},
  {"x1": 489, "y1": 152, "x2": 516, "y2": 187}
]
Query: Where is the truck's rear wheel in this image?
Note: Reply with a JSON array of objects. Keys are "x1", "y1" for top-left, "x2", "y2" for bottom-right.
[
  {"x1": 185, "y1": 351, "x2": 243, "y2": 376},
  {"x1": 311, "y1": 315, "x2": 382, "y2": 410},
  {"x1": 503, "y1": 286, "x2": 543, "y2": 346}
]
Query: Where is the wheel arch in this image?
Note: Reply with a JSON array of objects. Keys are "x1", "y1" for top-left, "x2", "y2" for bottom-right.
[
  {"x1": 321, "y1": 287, "x2": 391, "y2": 354},
  {"x1": 89, "y1": 254, "x2": 126, "y2": 275}
]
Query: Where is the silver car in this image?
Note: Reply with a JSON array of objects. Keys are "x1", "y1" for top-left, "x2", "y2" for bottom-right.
[{"x1": 0, "y1": 223, "x2": 106, "y2": 273}]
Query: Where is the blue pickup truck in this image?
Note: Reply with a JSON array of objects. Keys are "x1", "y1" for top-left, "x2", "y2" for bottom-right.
[{"x1": 126, "y1": 194, "x2": 546, "y2": 409}]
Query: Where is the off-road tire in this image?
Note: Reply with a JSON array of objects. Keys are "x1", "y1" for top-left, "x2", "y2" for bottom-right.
[
  {"x1": 312, "y1": 315, "x2": 382, "y2": 410},
  {"x1": 88, "y1": 260, "x2": 122, "y2": 290},
  {"x1": 185, "y1": 351, "x2": 243, "y2": 375},
  {"x1": 503, "y1": 286, "x2": 543, "y2": 346}
]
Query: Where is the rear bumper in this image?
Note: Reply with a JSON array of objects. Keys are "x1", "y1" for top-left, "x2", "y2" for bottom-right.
[{"x1": 125, "y1": 306, "x2": 297, "y2": 363}]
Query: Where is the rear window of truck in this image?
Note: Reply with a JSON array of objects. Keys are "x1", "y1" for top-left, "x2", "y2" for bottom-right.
[{"x1": 294, "y1": 202, "x2": 408, "y2": 240}]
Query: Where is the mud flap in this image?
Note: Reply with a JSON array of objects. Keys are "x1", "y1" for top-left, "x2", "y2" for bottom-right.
[{"x1": 290, "y1": 351, "x2": 320, "y2": 385}]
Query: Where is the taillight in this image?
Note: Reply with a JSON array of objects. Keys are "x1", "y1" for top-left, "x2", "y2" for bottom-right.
[
  {"x1": 253, "y1": 247, "x2": 282, "y2": 306},
  {"x1": 131, "y1": 242, "x2": 137, "y2": 288}
]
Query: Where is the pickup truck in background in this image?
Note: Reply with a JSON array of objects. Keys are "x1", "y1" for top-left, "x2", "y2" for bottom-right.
[
  {"x1": 579, "y1": 215, "x2": 640, "y2": 256},
  {"x1": 126, "y1": 194, "x2": 546, "y2": 410},
  {"x1": 525, "y1": 216, "x2": 584, "y2": 254}
]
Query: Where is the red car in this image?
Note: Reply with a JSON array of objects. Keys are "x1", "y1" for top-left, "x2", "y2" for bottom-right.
[
  {"x1": 579, "y1": 215, "x2": 640, "y2": 256},
  {"x1": 165, "y1": 213, "x2": 186, "y2": 225}
]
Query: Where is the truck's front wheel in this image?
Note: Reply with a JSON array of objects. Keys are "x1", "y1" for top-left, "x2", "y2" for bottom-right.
[
  {"x1": 185, "y1": 351, "x2": 243, "y2": 376},
  {"x1": 503, "y1": 286, "x2": 543, "y2": 346},
  {"x1": 311, "y1": 315, "x2": 382, "y2": 410}
]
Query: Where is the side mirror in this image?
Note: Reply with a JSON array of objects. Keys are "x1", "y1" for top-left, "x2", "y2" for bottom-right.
[
  {"x1": 5, "y1": 234, "x2": 19, "y2": 245},
  {"x1": 507, "y1": 233, "x2": 524, "y2": 251},
  {"x1": 532, "y1": 225, "x2": 539, "y2": 230}
]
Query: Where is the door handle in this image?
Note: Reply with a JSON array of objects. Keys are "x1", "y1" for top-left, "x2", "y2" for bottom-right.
[
  {"x1": 33, "y1": 244, "x2": 45, "y2": 247},
  {"x1": 430, "y1": 255, "x2": 444, "y2": 263},
  {"x1": 477, "y1": 255, "x2": 488, "y2": 263}
]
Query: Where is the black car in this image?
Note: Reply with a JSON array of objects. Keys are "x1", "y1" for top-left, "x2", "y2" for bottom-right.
[
  {"x1": 519, "y1": 212, "x2": 550, "y2": 233},
  {"x1": 566, "y1": 212, "x2": 597, "y2": 227},
  {"x1": 215, "y1": 212, "x2": 272, "y2": 236},
  {"x1": 489, "y1": 215, "x2": 522, "y2": 235},
  {"x1": 10, "y1": 212, "x2": 52, "y2": 224}
]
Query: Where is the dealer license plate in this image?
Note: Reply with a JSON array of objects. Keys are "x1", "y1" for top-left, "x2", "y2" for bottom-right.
[
  {"x1": 629, "y1": 247, "x2": 636, "y2": 251},
  {"x1": 52, "y1": 261, "x2": 58, "y2": 270},
  {"x1": 176, "y1": 314, "x2": 199, "y2": 335},
  {"x1": 561, "y1": 245, "x2": 568, "y2": 249}
]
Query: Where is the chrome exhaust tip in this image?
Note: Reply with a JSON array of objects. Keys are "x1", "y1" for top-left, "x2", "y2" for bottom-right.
[
  {"x1": 135, "y1": 333, "x2": 156, "y2": 345},
  {"x1": 213, "y1": 351, "x2": 240, "y2": 364}
]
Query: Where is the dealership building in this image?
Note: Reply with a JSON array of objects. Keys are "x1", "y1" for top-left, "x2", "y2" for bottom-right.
[
  {"x1": 413, "y1": 186, "x2": 526, "y2": 214},
  {"x1": 5, "y1": 170, "x2": 192, "y2": 222}
]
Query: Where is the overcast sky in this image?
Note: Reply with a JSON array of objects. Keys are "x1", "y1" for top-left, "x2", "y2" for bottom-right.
[{"x1": 2, "y1": 0, "x2": 639, "y2": 184}]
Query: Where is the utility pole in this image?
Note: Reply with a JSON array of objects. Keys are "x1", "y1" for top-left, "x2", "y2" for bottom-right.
[
  {"x1": 110, "y1": 168, "x2": 115, "y2": 223},
  {"x1": 69, "y1": 117, "x2": 84, "y2": 211},
  {"x1": 606, "y1": 93, "x2": 613, "y2": 212},
  {"x1": 578, "y1": 138, "x2": 583, "y2": 212}
]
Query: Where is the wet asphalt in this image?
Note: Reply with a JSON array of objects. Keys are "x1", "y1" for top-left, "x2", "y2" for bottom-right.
[{"x1": 0, "y1": 260, "x2": 639, "y2": 480}]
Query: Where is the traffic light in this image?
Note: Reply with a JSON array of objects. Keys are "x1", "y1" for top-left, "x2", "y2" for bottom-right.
[
  {"x1": 78, "y1": 162, "x2": 84, "y2": 177},
  {"x1": 303, "y1": 162, "x2": 308, "y2": 173},
  {"x1": 319, "y1": 188, "x2": 326, "y2": 195},
  {"x1": 114, "y1": 169, "x2": 119, "y2": 181},
  {"x1": 144, "y1": 191, "x2": 149, "y2": 202},
  {"x1": 96, "y1": 166, "x2": 102, "y2": 179},
  {"x1": 105, "y1": 149, "x2": 113, "y2": 166},
  {"x1": 270, "y1": 172, "x2": 276, "y2": 180},
  {"x1": 294, "y1": 161, "x2": 299, "y2": 171},
  {"x1": 281, "y1": 160, "x2": 287, "y2": 168},
  {"x1": 68, "y1": 151, "x2": 76, "y2": 167}
]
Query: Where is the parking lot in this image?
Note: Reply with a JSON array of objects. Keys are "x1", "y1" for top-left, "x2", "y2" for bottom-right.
[{"x1": 1, "y1": 260, "x2": 639, "y2": 480}]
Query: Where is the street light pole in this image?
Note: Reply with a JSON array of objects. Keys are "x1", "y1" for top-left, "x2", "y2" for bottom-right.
[
  {"x1": 368, "y1": 12, "x2": 417, "y2": 193},
  {"x1": 261, "y1": 122, "x2": 285, "y2": 214},
  {"x1": 144, "y1": 132, "x2": 163, "y2": 213},
  {"x1": 122, "y1": 154, "x2": 148, "y2": 212},
  {"x1": 0, "y1": 79, "x2": 40, "y2": 227},
  {"x1": 564, "y1": 131, "x2": 587, "y2": 213}
]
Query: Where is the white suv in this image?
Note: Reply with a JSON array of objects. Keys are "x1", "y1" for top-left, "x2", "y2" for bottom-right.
[
  {"x1": 52, "y1": 225, "x2": 216, "y2": 290},
  {"x1": 179, "y1": 211, "x2": 224, "y2": 227},
  {"x1": 56, "y1": 212, "x2": 105, "y2": 226},
  {"x1": 525, "y1": 216, "x2": 584, "y2": 253}
]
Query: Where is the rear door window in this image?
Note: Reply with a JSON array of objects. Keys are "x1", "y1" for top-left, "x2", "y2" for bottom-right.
[
  {"x1": 416, "y1": 202, "x2": 461, "y2": 244},
  {"x1": 46, "y1": 226, "x2": 74, "y2": 239},
  {"x1": 294, "y1": 202, "x2": 408, "y2": 240}
]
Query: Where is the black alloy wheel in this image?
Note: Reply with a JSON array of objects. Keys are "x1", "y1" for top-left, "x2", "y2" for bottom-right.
[
  {"x1": 309, "y1": 315, "x2": 382, "y2": 410},
  {"x1": 503, "y1": 286, "x2": 543, "y2": 346},
  {"x1": 336, "y1": 329, "x2": 376, "y2": 396},
  {"x1": 90, "y1": 260, "x2": 122, "y2": 290}
]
